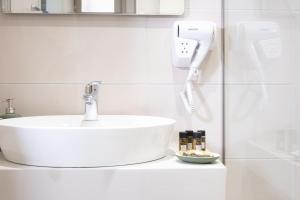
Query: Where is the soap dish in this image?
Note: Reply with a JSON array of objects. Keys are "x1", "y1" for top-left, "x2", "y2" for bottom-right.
[{"x1": 176, "y1": 152, "x2": 220, "y2": 164}]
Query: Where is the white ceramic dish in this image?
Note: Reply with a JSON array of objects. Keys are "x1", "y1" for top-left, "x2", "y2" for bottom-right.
[{"x1": 176, "y1": 152, "x2": 220, "y2": 164}]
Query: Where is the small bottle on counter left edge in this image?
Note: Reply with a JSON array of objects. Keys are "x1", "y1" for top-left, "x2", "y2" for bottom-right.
[{"x1": 0, "y1": 99, "x2": 21, "y2": 119}]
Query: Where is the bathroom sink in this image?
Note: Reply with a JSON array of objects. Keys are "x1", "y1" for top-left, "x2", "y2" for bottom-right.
[{"x1": 0, "y1": 115, "x2": 175, "y2": 167}]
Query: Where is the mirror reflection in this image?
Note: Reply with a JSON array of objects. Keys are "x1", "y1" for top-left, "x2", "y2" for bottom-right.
[{"x1": 1, "y1": 0, "x2": 184, "y2": 15}]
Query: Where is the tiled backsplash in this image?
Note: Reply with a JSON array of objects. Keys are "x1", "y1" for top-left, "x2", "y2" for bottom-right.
[{"x1": 0, "y1": 0, "x2": 223, "y2": 154}]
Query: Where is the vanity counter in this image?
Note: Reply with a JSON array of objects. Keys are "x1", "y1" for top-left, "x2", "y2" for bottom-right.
[{"x1": 0, "y1": 153, "x2": 226, "y2": 200}]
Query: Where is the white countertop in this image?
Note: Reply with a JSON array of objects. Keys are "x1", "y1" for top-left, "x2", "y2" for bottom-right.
[
  {"x1": 0, "y1": 152, "x2": 225, "y2": 170},
  {"x1": 0, "y1": 152, "x2": 226, "y2": 200}
]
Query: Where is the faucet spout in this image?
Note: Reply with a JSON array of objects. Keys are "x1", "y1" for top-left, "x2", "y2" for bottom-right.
[{"x1": 83, "y1": 81, "x2": 102, "y2": 121}]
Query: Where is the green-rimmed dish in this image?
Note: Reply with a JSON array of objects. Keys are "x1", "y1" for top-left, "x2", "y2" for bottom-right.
[{"x1": 176, "y1": 152, "x2": 220, "y2": 164}]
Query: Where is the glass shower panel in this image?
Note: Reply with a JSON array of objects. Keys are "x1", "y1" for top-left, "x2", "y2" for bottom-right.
[{"x1": 224, "y1": 0, "x2": 300, "y2": 200}]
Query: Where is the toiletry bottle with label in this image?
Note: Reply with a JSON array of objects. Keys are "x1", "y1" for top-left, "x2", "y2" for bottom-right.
[
  {"x1": 193, "y1": 131, "x2": 202, "y2": 151},
  {"x1": 0, "y1": 99, "x2": 21, "y2": 119},
  {"x1": 179, "y1": 131, "x2": 188, "y2": 152},
  {"x1": 186, "y1": 130, "x2": 194, "y2": 150},
  {"x1": 201, "y1": 130, "x2": 206, "y2": 151}
]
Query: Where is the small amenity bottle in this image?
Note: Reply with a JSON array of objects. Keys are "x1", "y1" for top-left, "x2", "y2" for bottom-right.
[
  {"x1": 0, "y1": 99, "x2": 21, "y2": 119},
  {"x1": 201, "y1": 131, "x2": 206, "y2": 151},
  {"x1": 193, "y1": 131, "x2": 202, "y2": 151},
  {"x1": 179, "y1": 131, "x2": 188, "y2": 152},
  {"x1": 186, "y1": 130, "x2": 194, "y2": 150}
]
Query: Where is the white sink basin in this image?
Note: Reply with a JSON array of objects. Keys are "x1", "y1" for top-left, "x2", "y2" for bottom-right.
[{"x1": 0, "y1": 115, "x2": 175, "y2": 167}]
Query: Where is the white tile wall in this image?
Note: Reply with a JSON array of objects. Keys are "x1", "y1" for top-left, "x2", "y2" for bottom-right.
[
  {"x1": 226, "y1": 84, "x2": 295, "y2": 159},
  {"x1": 226, "y1": 159, "x2": 296, "y2": 200},
  {"x1": 225, "y1": 0, "x2": 300, "y2": 199},
  {"x1": 0, "y1": 1, "x2": 223, "y2": 154}
]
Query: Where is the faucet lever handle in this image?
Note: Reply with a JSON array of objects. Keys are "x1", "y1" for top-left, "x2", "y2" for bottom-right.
[{"x1": 85, "y1": 81, "x2": 102, "y2": 96}]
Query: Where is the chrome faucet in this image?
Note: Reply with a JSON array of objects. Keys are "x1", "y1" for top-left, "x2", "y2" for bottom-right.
[{"x1": 83, "y1": 81, "x2": 101, "y2": 121}]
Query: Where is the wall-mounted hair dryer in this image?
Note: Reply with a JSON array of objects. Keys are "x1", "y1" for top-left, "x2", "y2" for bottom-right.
[{"x1": 172, "y1": 21, "x2": 216, "y2": 113}]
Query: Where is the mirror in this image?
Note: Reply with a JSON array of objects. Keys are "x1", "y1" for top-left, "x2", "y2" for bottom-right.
[{"x1": 1, "y1": 0, "x2": 185, "y2": 15}]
